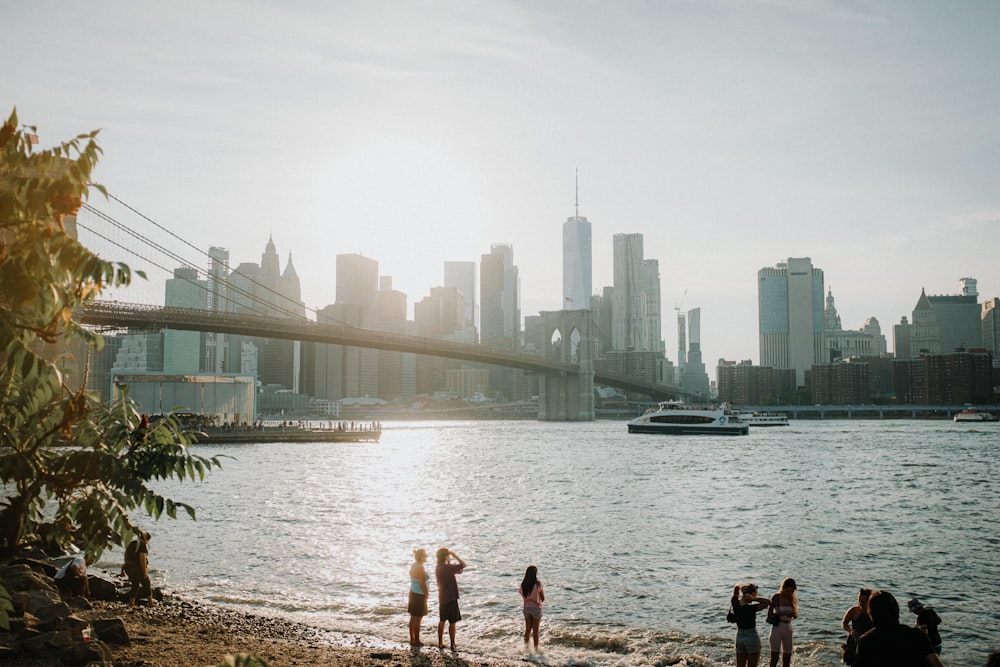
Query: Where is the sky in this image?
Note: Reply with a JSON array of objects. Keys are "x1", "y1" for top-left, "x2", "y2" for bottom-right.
[{"x1": 6, "y1": 0, "x2": 1000, "y2": 365}]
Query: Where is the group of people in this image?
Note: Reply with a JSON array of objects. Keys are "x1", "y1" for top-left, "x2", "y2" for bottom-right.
[
  {"x1": 842, "y1": 587, "x2": 942, "y2": 666},
  {"x1": 407, "y1": 548, "x2": 545, "y2": 651},
  {"x1": 729, "y1": 578, "x2": 947, "y2": 667},
  {"x1": 729, "y1": 577, "x2": 798, "y2": 667},
  {"x1": 53, "y1": 530, "x2": 154, "y2": 608}
]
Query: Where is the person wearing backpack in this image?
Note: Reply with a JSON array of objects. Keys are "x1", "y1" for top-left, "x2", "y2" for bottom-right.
[{"x1": 121, "y1": 530, "x2": 154, "y2": 607}]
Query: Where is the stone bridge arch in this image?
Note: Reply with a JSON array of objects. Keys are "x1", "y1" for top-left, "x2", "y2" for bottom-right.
[{"x1": 538, "y1": 309, "x2": 594, "y2": 421}]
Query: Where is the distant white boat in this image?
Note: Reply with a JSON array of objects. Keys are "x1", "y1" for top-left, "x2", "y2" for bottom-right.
[
  {"x1": 732, "y1": 411, "x2": 790, "y2": 427},
  {"x1": 627, "y1": 401, "x2": 749, "y2": 436},
  {"x1": 953, "y1": 408, "x2": 997, "y2": 423}
]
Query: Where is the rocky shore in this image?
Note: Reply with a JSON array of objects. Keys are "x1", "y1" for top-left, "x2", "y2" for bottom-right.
[{"x1": 1, "y1": 557, "x2": 522, "y2": 667}]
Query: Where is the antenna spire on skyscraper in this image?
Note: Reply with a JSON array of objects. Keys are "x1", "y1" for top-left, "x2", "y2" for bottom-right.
[{"x1": 575, "y1": 168, "x2": 579, "y2": 218}]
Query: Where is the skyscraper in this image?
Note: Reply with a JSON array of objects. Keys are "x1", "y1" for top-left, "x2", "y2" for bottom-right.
[
  {"x1": 758, "y1": 257, "x2": 825, "y2": 386},
  {"x1": 642, "y1": 258, "x2": 664, "y2": 355},
  {"x1": 612, "y1": 233, "x2": 647, "y2": 351},
  {"x1": 480, "y1": 244, "x2": 519, "y2": 346},
  {"x1": 681, "y1": 307, "x2": 710, "y2": 395},
  {"x1": 163, "y1": 267, "x2": 206, "y2": 373},
  {"x1": 562, "y1": 177, "x2": 591, "y2": 311},
  {"x1": 444, "y1": 261, "x2": 477, "y2": 335}
]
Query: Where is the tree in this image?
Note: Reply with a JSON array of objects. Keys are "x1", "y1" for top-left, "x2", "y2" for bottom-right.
[{"x1": 0, "y1": 108, "x2": 222, "y2": 561}]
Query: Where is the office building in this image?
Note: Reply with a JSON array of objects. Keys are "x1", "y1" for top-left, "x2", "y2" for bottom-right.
[
  {"x1": 758, "y1": 257, "x2": 825, "y2": 386},
  {"x1": 643, "y1": 259, "x2": 664, "y2": 355},
  {"x1": 681, "y1": 307, "x2": 710, "y2": 396},
  {"x1": 823, "y1": 289, "x2": 887, "y2": 361},
  {"x1": 611, "y1": 233, "x2": 647, "y2": 351},
  {"x1": 984, "y1": 297, "x2": 1000, "y2": 360},
  {"x1": 163, "y1": 267, "x2": 207, "y2": 373},
  {"x1": 562, "y1": 182, "x2": 592, "y2": 310},
  {"x1": 908, "y1": 279, "x2": 983, "y2": 357},
  {"x1": 444, "y1": 261, "x2": 477, "y2": 334},
  {"x1": 480, "y1": 244, "x2": 519, "y2": 346}
]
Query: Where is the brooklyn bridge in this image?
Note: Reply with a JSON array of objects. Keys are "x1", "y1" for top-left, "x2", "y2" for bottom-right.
[
  {"x1": 72, "y1": 197, "x2": 693, "y2": 421},
  {"x1": 80, "y1": 301, "x2": 690, "y2": 421}
]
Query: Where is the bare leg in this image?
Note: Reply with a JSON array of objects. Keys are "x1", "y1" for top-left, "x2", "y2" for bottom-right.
[
  {"x1": 737, "y1": 652, "x2": 748, "y2": 667},
  {"x1": 523, "y1": 614, "x2": 531, "y2": 648},
  {"x1": 530, "y1": 616, "x2": 541, "y2": 649},
  {"x1": 438, "y1": 620, "x2": 445, "y2": 648},
  {"x1": 748, "y1": 651, "x2": 761, "y2": 667},
  {"x1": 448, "y1": 621, "x2": 457, "y2": 650}
]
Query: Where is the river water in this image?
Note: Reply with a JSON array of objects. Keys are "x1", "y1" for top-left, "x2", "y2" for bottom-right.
[{"x1": 116, "y1": 419, "x2": 999, "y2": 666}]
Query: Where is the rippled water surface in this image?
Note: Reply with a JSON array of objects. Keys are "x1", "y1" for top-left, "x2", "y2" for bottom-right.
[{"x1": 123, "y1": 419, "x2": 999, "y2": 666}]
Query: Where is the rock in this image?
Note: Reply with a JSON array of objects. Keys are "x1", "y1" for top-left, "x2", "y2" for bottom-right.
[
  {"x1": 33, "y1": 600, "x2": 72, "y2": 628},
  {"x1": 68, "y1": 595, "x2": 94, "y2": 611},
  {"x1": 9, "y1": 556, "x2": 58, "y2": 577},
  {"x1": 87, "y1": 575, "x2": 118, "y2": 602},
  {"x1": 92, "y1": 617, "x2": 130, "y2": 645},
  {"x1": 1, "y1": 563, "x2": 59, "y2": 593},
  {"x1": 13, "y1": 587, "x2": 61, "y2": 615},
  {"x1": 57, "y1": 613, "x2": 91, "y2": 633},
  {"x1": 8, "y1": 611, "x2": 39, "y2": 633},
  {"x1": 20, "y1": 628, "x2": 114, "y2": 665}
]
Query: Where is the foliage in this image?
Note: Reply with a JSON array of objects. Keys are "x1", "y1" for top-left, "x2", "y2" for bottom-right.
[
  {"x1": 0, "y1": 107, "x2": 222, "y2": 563},
  {"x1": 0, "y1": 581, "x2": 12, "y2": 630}
]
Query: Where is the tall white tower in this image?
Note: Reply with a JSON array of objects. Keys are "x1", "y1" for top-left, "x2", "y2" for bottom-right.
[{"x1": 562, "y1": 172, "x2": 592, "y2": 311}]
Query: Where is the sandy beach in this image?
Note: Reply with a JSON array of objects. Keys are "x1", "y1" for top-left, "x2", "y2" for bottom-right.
[{"x1": 5, "y1": 594, "x2": 525, "y2": 667}]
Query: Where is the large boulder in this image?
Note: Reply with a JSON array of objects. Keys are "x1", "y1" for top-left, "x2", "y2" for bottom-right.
[
  {"x1": 0, "y1": 563, "x2": 58, "y2": 594},
  {"x1": 87, "y1": 575, "x2": 118, "y2": 602},
  {"x1": 91, "y1": 617, "x2": 130, "y2": 645},
  {"x1": 13, "y1": 588, "x2": 62, "y2": 616},
  {"x1": 32, "y1": 600, "x2": 72, "y2": 628},
  {"x1": 19, "y1": 628, "x2": 114, "y2": 666}
]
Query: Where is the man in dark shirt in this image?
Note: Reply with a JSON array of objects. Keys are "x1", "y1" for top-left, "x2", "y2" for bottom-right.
[
  {"x1": 435, "y1": 547, "x2": 466, "y2": 650},
  {"x1": 855, "y1": 590, "x2": 944, "y2": 667}
]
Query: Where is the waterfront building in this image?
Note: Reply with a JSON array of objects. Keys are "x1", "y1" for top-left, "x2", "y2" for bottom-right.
[
  {"x1": 716, "y1": 360, "x2": 796, "y2": 405},
  {"x1": 562, "y1": 182, "x2": 592, "y2": 311},
  {"x1": 811, "y1": 361, "x2": 870, "y2": 405},
  {"x1": 891, "y1": 348, "x2": 994, "y2": 405},
  {"x1": 111, "y1": 373, "x2": 255, "y2": 424},
  {"x1": 611, "y1": 233, "x2": 647, "y2": 351},
  {"x1": 758, "y1": 257, "x2": 825, "y2": 386}
]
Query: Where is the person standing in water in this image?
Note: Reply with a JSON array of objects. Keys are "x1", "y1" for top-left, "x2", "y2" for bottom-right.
[
  {"x1": 768, "y1": 577, "x2": 798, "y2": 667},
  {"x1": 435, "y1": 548, "x2": 466, "y2": 650},
  {"x1": 519, "y1": 565, "x2": 545, "y2": 650},
  {"x1": 732, "y1": 583, "x2": 771, "y2": 667},
  {"x1": 841, "y1": 588, "x2": 873, "y2": 665},
  {"x1": 407, "y1": 548, "x2": 429, "y2": 646}
]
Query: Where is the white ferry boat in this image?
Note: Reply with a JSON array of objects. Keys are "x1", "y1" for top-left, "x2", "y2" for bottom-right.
[
  {"x1": 627, "y1": 401, "x2": 749, "y2": 436},
  {"x1": 953, "y1": 408, "x2": 997, "y2": 423},
  {"x1": 732, "y1": 410, "x2": 790, "y2": 427}
]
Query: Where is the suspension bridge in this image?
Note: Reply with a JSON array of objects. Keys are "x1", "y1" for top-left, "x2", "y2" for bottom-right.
[{"x1": 73, "y1": 196, "x2": 689, "y2": 420}]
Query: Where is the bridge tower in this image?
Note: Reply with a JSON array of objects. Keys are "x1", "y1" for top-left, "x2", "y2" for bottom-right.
[{"x1": 537, "y1": 310, "x2": 595, "y2": 421}]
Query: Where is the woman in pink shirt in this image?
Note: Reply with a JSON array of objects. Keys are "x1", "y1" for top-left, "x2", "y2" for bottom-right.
[{"x1": 519, "y1": 565, "x2": 545, "y2": 650}]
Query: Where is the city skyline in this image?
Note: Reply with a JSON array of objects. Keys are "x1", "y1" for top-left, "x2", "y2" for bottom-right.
[{"x1": 8, "y1": 1, "x2": 999, "y2": 365}]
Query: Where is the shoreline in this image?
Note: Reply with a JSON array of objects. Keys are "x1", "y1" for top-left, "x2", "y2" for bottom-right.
[{"x1": 6, "y1": 593, "x2": 528, "y2": 667}]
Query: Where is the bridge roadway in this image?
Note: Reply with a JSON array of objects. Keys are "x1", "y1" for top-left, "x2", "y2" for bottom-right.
[{"x1": 81, "y1": 302, "x2": 683, "y2": 400}]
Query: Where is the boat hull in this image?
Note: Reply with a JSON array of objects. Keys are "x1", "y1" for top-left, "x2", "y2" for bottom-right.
[{"x1": 627, "y1": 422, "x2": 749, "y2": 436}]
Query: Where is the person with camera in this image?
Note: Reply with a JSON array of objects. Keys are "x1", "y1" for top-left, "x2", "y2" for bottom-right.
[{"x1": 730, "y1": 583, "x2": 771, "y2": 667}]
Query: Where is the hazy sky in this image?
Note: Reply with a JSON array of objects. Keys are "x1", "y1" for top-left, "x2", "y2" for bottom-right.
[{"x1": 7, "y1": 1, "x2": 999, "y2": 364}]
